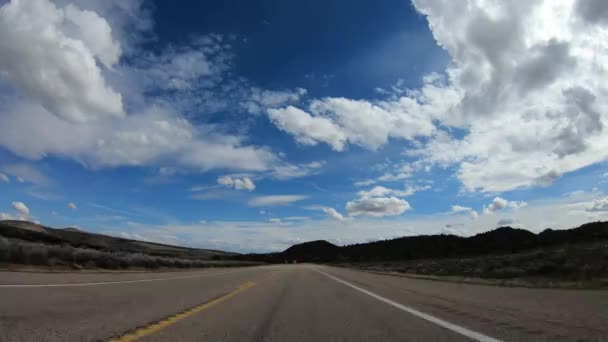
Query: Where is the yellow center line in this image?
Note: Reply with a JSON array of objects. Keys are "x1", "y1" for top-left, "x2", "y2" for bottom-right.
[{"x1": 108, "y1": 272, "x2": 280, "y2": 342}]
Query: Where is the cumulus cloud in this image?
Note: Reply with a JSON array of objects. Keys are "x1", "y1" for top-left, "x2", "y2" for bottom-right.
[
  {"x1": 408, "y1": 0, "x2": 608, "y2": 192},
  {"x1": 451, "y1": 205, "x2": 479, "y2": 220},
  {"x1": 268, "y1": 106, "x2": 347, "y2": 151},
  {"x1": 247, "y1": 195, "x2": 308, "y2": 207},
  {"x1": 0, "y1": 1, "x2": 307, "y2": 178},
  {"x1": 483, "y1": 197, "x2": 527, "y2": 214},
  {"x1": 217, "y1": 176, "x2": 256, "y2": 191},
  {"x1": 268, "y1": 96, "x2": 435, "y2": 151},
  {"x1": 0, "y1": 172, "x2": 8, "y2": 183},
  {"x1": 346, "y1": 196, "x2": 411, "y2": 217},
  {"x1": 68, "y1": 202, "x2": 78, "y2": 210},
  {"x1": 0, "y1": 98, "x2": 280, "y2": 173},
  {"x1": 1, "y1": 201, "x2": 32, "y2": 221},
  {"x1": 266, "y1": 0, "x2": 608, "y2": 193},
  {"x1": 0, "y1": 0, "x2": 123, "y2": 122},
  {"x1": 12, "y1": 201, "x2": 29, "y2": 217}
]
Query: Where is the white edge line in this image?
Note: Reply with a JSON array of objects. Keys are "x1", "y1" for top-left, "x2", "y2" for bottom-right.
[
  {"x1": 0, "y1": 268, "x2": 259, "y2": 288},
  {"x1": 311, "y1": 267, "x2": 502, "y2": 342}
]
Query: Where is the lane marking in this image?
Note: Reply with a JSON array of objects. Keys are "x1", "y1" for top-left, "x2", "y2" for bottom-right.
[
  {"x1": 0, "y1": 268, "x2": 268, "y2": 288},
  {"x1": 311, "y1": 267, "x2": 502, "y2": 342},
  {"x1": 109, "y1": 272, "x2": 279, "y2": 342}
]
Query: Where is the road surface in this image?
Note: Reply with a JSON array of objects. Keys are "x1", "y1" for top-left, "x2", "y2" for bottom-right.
[{"x1": 1, "y1": 264, "x2": 606, "y2": 341}]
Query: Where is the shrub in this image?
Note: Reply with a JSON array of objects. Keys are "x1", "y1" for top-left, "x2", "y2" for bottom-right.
[
  {"x1": 0, "y1": 237, "x2": 258, "y2": 270},
  {"x1": 0, "y1": 236, "x2": 9, "y2": 262}
]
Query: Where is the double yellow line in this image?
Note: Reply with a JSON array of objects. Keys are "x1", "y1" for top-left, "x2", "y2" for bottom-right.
[{"x1": 109, "y1": 272, "x2": 278, "y2": 342}]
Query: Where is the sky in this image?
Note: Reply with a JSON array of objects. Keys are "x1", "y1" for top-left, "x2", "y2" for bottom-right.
[{"x1": 1, "y1": 0, "x2": 608, "y2": 252}]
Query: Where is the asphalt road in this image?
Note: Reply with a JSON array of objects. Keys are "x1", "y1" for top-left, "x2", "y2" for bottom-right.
[{"x1": 1, "y1": 265, "x2": 607, "y2": 341}]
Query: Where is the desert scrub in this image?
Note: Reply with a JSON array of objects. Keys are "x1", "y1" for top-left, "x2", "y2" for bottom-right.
[{"x1": 0, "y1": 237, "x2": 254, "y2": 269}]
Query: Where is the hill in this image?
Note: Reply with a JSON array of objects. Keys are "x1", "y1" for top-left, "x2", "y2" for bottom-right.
[
  {"x1": 283, "y1": 240, "x2": 340, "y2": 262},
  {"x1": 0, "y1": 220, "x2": 235, "y2": 260},
  {"x1": 339, "y1": 222, "x2": 608, "y2": 262},
  {"x1": 237, "y1": 221, "x2": 608, "y2": 264}
]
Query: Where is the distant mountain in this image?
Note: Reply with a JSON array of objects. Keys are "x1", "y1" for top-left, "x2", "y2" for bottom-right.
[
  {"x1": 340, "y1": 222, "x2": 608, "y2": 262},
  {"x1": 0, "y1": 220, "x2": 236, "y2": 260},
  {"x1": 237, "y1": 221, "x2": 608, "y2": 263}
]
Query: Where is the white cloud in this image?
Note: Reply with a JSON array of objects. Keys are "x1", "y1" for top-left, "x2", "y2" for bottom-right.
[
  {"x1": 321, "y1": 207, "x2": 346, "y2": 221},
  {"x1": 68, "y1": 202, "x2": 78, "y2": 210},
  {"x1": 357, "y1": 186, "x2": 395, "y2": 198},
  {"x1": 1, "y1": 201, "x2": 32, "y2": 221},
  {"x1": 265, "y1": 0, "x2": 608, "y2": 193},
  {"x1": 247, "y1": 195, "x2": 308, "y2": 207},
  {"x1": 354, "y1": 179, "x2": 377, "y2": 187},
  {"x1": 233, "y1": 178, "x2": 256, "y2": 191},
  {"x1": 268, "y1": 96, "x2": 435, "y2": 151},
  {"x1": 407, "y1": 0, "x2": 608, "y2": 192},
  {"x1": 270, "y1": 161, "x2": 324, "y2": 180},
  {"x1": 217, "y1": 176, "x2": 256, "y2": 191},
  {"x1": 0, "y1": 2, "x2": 307, "y2": 179},
  {"x1": 1, "y1": 164, "x2": 51, "y2": 186},
  {"x1": 0, "y1": 101, "x2": 280, "y2": 173},
  {"x1": 243, "y1": 87, "x2": 307, "y2": 114},
  {"x1": 267, "y1": 218, "x2": 282, "y2": 224},
  {"x1": 12, "y1": 201, "x2": 29, "y2": 217},
  {"x1": 585, "y1": 197, "x2": 608, "y2": 212},
  {"x1": 0, "y1": 0, "x2": 123, "y2": 122},
  {"x1": 268, "y1": 106, "x2": 347, "y2": 151},
  {"x1": 451, "y1": 205, "x2": 479, "y2": 220},
  {"x1": 346, "y1": 196, "x2": 411, "y2": 217},
  {"x1": 357, "y1": 184, "x2": 430, "y2": 198},
  {"x1": 483, "y1": 197, "x2": 527, "y2": 214},
  {"x1": 0, "y1": 173, "x2": 8, "y2": 183}
]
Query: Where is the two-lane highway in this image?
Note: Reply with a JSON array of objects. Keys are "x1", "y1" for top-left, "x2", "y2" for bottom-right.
[{"x1": 1, "y1": 265, "x2": 607, "y2": 341}]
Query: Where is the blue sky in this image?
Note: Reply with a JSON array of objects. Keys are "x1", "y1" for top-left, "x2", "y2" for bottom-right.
[{"x1": 1, "y1": 0, "x2": 608, "y2": 252}]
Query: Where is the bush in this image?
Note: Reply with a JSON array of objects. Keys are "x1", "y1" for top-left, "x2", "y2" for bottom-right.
[
  {"x1": 0, "y1": 237, "x2": 239, "y2": 270},
  {"x1": 24, "y1": 243, "x2": 48, "y2": 265},
  {"x1": 0, "y1": 236, "x2": 9, "y2": 262}
]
